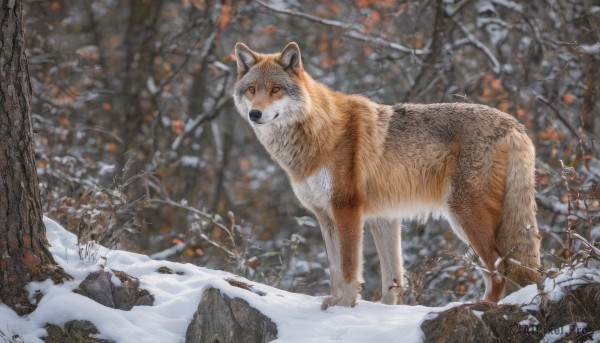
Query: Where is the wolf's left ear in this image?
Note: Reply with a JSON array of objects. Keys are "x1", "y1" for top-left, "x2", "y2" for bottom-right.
[
  {"x1": 235, "y1": 43, "x2": 257, "y2": 77},
  {"x1": 278, "y1": 42, "x2": 302, "y2": 75}
]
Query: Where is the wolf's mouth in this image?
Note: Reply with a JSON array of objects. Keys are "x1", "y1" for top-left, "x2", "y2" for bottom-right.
[{"x1": 253, "y1": 112, "x2": 280, "y2": 126}]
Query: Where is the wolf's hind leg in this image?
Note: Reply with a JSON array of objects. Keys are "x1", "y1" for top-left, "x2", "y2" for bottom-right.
[
  {"x1": 449, "y1": 198, "x2": 506, "y2": 302},
  {"x1": 369, "y1": 217, "x2": 404, "y2": 305}
]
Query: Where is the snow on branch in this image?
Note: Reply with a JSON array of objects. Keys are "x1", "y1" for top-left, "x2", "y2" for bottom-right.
[
  {"x1": 490, "y1": 0, "x2": 524, "y2": 13},
  {"x1": 252, "y1": 0, "x2": 429, "y2": 56},
  {"x1": 578, "y1": 42, "x2": 600, "y2": 55}
]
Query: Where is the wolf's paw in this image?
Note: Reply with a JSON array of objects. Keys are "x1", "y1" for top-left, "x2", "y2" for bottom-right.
[
  {"x1": 381, "y1": 279, "x2": 406, "y2": 305},
  {"x1": 320, "y1": 280, "x2": 362, "y2": 310},
  {"x1": 381, "y1": 291, "x2": 399, "y2": 305},
  {"x1": 320, "y1": 294, "x2": 358, "y2": 310}
]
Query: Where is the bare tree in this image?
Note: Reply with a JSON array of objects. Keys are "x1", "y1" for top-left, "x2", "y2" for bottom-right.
[{"x1": 0, "y1": 0, "x2": 65, "y2": 314}]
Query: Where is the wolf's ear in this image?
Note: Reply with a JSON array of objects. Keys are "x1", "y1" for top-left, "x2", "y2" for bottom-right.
[
  {"x1": 235, "y1": 43, "x2": 257, "y2": 77},
  {"x1": 278, "y1": 42, "x2": 302, "y2": 75}
]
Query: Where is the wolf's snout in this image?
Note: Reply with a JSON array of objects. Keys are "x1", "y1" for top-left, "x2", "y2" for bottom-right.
[{"x1": 249, "y1": 109, "x2": 262, "y2": 122}]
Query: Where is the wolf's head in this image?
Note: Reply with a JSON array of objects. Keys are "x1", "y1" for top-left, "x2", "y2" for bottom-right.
[{"x1": 233, "y1": 42, "x2": 308, "y2": 127}]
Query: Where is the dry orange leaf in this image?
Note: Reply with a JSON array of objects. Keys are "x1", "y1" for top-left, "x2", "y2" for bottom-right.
[
  {"x1": 58, "y1": 117, "x2": 72, "y2": 128},
  {"x1": 239, "y1": 158, "x2": 250, "y2": 170},
  {"x1": 102, "y1": 102, "x2": 112, "y2": 111},
  {"x1": 172, "y1": 120, "x2": 184, "y2": 135},
  {"x1": 413, "y1": 38, "x2": 424, "y2": 49},
  {"x1": 183, "y1": 247, "x2": 195, "y2": 258},
  {"x1": 106, "y1": 142, "x2": 118, "y2": 154},
  {"x1": 218, "y1": 5, "x2": 232, "y2": 29},
  {"x1": 357, "y1": 0, "x2": 372, "y2": 8},
  {"x1": 490, "y1": 79, "x2": 503, "y2": 91},
  {"x1": 319, "y1": 41, "x2": 328, "y2": 53},
  {"x1": 50, "y1": 2, "x2": 61, "y2": 10},
  {"x1": 498, "y1": 102, "x2": 510, "y2": 112},
  {"x1": 538, "y1": 127, "x2": 560, "y2": 141},
  {"x1": 481, "y1": 87, "x2": 493, "y2": 100},
  {"x1": 330, "y1": 3, "x2": 341, "y2": 14},
  {"x1": 263, "y1": 25, "x2": 276, "y2": 35},
  {"x1": 370, "y1": 10, "x2": 381, "y2": 23},
  {"x1": 562, "y1": 92, "x2": 576, "y2": 104}
]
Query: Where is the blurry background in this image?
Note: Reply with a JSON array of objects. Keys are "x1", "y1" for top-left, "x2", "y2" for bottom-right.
[{"x1": 26, "y1": 0, "x2": 599, "y2": 306}]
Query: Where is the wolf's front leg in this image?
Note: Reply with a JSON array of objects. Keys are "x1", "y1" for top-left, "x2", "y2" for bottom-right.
[
  {"x1": 368, "y1": 217, "x2": 405, "y2": 305},
  {"x1": 316, "y1": 207, "x2": 364, "y2": 310}
]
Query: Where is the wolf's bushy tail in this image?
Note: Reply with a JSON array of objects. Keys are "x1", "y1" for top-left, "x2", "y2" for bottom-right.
[{"x1": 496, "y1": 130, "x2": 541, "y2": 294}]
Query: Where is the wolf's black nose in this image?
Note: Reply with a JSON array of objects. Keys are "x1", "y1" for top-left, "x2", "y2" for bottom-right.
[{"x1": 249, "y1": 109, "x2": 262, "y2": 122}]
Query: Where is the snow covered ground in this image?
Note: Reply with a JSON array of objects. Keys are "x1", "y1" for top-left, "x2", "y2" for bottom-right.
[
  {"x1": 3, "y1": 217, "x2": 598, "y2": 342},
  {"x1": 0, "y1": 217, "x2": 455, "y2": 343}
]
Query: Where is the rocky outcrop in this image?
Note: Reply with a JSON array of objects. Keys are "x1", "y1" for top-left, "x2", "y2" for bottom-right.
[
  {"x1": 421, "y1": 284, "x2": 600, "y2": 343},
  {"x1": 185, "y1": 287, "x2": 277, "y2": 343},
  {"x1": 74, "y1": 269, "x2": 154, "y2": 310},
  {"x1": 45, "y1": 320, "x2": 113, "y2": 343}
]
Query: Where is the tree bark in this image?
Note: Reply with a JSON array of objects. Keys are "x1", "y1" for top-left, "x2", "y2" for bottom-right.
[
  {"x1": 404, "y1": 1, "x2": 452, "y2": 102},
  {"x1": 121, "y1": 0, "x2": 163, "y2": 158},
  {"x1": 0, "y1": 0, "x2": 60, "y2": 314}
]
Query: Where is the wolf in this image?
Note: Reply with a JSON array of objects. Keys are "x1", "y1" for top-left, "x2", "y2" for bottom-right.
[{"x1": 233, "y1": 42, "x2": 541, "y2": 310}]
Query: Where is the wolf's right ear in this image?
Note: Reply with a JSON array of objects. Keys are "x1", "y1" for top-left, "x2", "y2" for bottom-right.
[{"x1": 235, "y1": 43, "x2": 257, "y2": 77}]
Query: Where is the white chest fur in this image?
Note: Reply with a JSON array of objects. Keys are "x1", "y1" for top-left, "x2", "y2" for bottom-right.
[{"x1": 291, "y1": 167, "x2": 333, "y2": 212}]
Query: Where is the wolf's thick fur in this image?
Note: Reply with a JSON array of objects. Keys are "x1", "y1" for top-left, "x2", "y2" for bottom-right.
[{"x1": 233, "y1": 42, "x2": 541, "y2": 309}]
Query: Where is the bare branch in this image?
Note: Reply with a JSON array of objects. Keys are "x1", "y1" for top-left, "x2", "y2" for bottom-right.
[
  {"x1": 452, "y1": 18, "x2": 501, "y2": 74},
  {"x1": 252, "y1": 0, "x2": 429, "y2": 55}
]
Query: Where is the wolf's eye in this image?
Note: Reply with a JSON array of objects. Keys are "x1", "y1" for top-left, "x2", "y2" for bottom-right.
[
  {"x1": 271, "y1": 86, "x2": 281, "y2": 94},
  {"x1": 248, "y1": 86, "x2": 255, "y2": 94}
]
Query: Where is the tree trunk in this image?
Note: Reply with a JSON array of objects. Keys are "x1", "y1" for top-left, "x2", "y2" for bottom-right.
[
  {"x1": 404, "y1": 1, "x2": 452, "y2": 102},
  {"x1": 0, "y1": 0, "x2": 61, "y2": 314},
  {"x1": 121, "y1": 0, "x2": 163, "y2": 158}
]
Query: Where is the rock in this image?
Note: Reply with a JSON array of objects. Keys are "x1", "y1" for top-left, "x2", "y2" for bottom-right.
[
  {"x1": 74, "y1": 269, "x2": 154, "y2": 311},
  {"x1": 75, "y1": 270, "x2": 115, "y2": 308},
  {"x1": 45, "y1": 320, "x2": 113, "y2": 343},
  {"x1": 421, "y1": 303, "x2": 497, "y2": 343},
  {"x1": 544, "y1": 283, "x2": 600, "y2": 330},
  {"x1": 421, "y1": 283, "x2": 600, "y2": 343},
  {"x1": 185, "y1": 287, "x2": 277, "y2": 343},
  {"x1": 156, "y1": 266, "x2": 184, "y2": 275}
]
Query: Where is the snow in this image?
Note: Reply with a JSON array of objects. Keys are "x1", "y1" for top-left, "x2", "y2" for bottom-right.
[
  {"x1": 540, "y1": 322, "x2": 588, "y2": 343},
  {"x1": 498, "y1": 284, "x2": 540, "y2": 306},
  {"x1": 0, "y1": 217, "x2": 454, "y2": 343},
  {"x1": 498, "y1": 267, "x2": 600, "y2": 306},
  {"x1": 543, "y1": 267, "x2": 600, "y2": 303},
  {"x1": 2, "y1": 217, "x2": 596, "y2": 342}
]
